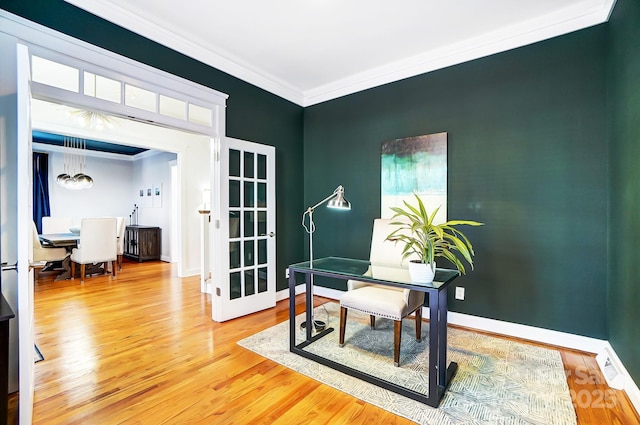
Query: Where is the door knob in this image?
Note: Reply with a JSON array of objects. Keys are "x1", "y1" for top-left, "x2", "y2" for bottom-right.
[{"x1": 1, "y1": 262, "x2": 17, "y2": 272}]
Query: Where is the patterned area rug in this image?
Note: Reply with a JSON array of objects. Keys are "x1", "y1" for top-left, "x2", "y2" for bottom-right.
[{"x1": 238, "y1": 302, "x2": 577, "y2": 425}]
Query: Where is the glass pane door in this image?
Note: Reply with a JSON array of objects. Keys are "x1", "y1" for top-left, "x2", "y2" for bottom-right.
[{"x1": 213, "y1": 138, "x2": 275, "y2": 322}]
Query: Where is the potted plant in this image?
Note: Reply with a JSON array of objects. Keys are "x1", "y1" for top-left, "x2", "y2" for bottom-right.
[{"x1": 386, "y1": 193, "x2": 483, "y2": 283}]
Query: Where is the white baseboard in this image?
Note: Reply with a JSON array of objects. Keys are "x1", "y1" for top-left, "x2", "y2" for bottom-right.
[
  {"x1": 276, "y1": 284, "x2": 306, "y2": 302},
  {"x1": 446, "y1": 311, "x2": 608, "y2": 354},
  {"x1": 308, "y1": 286, "x2": 608, "y2": 352},
  {"x1": 282, "y1": 285, "x2": 639, "y2": 416},
  {"x1": 628, "y1": 379, "x2": 640, "y2": 419},
  {"x1": 181, "y1": 267, "x2": 200, "y2": 277},
  {"x1": 600, "y1": 342, "x2": 640, "y2": 415}
]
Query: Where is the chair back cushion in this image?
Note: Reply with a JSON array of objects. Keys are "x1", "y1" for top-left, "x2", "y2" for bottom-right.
[
  {"x1": 32, "y1": 221, "x2": 42, "y2": 247},
  {"x1": 32, "y1": 221, "x2": 68, "y2": 262},
  {"x1": 369, "y1": 218, "x2": 418, "y2": 267},
  {"x1": 42, "y1": 216, "x2": 73, "y2": 234},
  {"x1": 74, "y1": 218, "x2": 118, "y2": 263}
]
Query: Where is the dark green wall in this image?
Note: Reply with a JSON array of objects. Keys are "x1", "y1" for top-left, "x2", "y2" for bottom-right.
[
  {"x1": 0, "y1": 0, "x2": 304, "y2": 290},
  {"x1": 304, "y1": 27, "x2": 609, "y2": 339},
  {"x1": 3, "y1": 0, "x2": 638, "y2": 383},
  {"x1": 608, "y1": 0, "x2": 640, "y2": 385}
]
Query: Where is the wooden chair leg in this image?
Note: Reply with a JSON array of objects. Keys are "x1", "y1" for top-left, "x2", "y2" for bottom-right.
[
  {"x1": 80, "y1": 264, "x2": 86, "y2": 283},
  {"x1": 415, "y1": 307, "x2": 422, "y2": 342},
  {"x1": 70, "y1": 261, "x2": 75, "y2": 280},
  {"x1": 370, "y1": 315, "x2": 376, "y2": 330},
  {"x1": 111, "y1": 260, "x2": 117, "y2": 277},
  {"x1": 394, "y1": 320, "x2": 402, "y2": 367},
  {"x1": 117, "y1": 254, "x2": 123, "y2": 271},
  {"x1": 339, "y1": 307, "x2": 347, "y2": 347}
]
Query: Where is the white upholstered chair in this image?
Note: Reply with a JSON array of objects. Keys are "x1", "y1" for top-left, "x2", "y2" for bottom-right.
[
  {"x1": 339, "y1": 218, "x2": 424, "y2": 367},
  {"x1": 116, "y1": 217, "x2": 125, "y2": 271},
  {"x1": 41, "y1": 216, "x2": 73, "y2": 234},
  {"x1": 32, "y1": 221, "x2": 68, "y2": 281},
  {"x1": 70, "y1": 217, "x2": 118, "y2": 283}
]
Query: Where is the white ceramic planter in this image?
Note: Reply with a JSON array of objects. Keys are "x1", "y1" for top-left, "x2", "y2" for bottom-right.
[{"x1": 408, "y1": 261, "x2": 436, "y2": 283}]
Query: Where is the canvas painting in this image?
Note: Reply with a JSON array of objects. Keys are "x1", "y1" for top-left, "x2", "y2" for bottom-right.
[
  {"x1": 152, "y1": 183, "x2": 163, "y2": 208},
  {"x1": 381, "y1": 132, "x2": 447, "y2": 222}
]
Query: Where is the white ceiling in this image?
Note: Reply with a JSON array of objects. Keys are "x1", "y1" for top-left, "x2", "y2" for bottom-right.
[{"x1": 64, "y1": 0, "x2": 615, "y2": 106}]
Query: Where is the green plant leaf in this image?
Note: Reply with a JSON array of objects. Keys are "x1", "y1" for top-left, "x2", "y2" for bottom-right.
[{"x1": 385, "y1": 192, "x2": 483, "y2": 274}]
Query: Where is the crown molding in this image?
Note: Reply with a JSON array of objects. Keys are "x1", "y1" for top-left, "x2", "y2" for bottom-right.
[
  {"x1": 63, "y1": 0, "x2": 303, "y2": 105},
  {"x1": 302, "y1": 0, "x2": 616, "y2": 106},
  {"x1": 65, "y1": 0, "x2": 615, "y2": 107}
]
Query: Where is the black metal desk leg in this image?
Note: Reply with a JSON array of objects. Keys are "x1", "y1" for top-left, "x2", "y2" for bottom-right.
[
  {"x1": 305, "y1": 272, "x2": 313, "y2": 341},
  {"x1": 437, "y1": 288, "x2": 448, "y2": 386},
  {"x1": 428, "y1": 290, "x2": 440, "y2": 404},
  {"x1": 289, "y1": 270, "x2": 296, "y2": 351}
]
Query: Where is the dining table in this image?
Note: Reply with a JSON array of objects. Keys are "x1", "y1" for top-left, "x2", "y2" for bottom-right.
[
  {"x1": 38, "y1": 233, "x2": 104, "y2": 280},
  {"x1": 38, "y1": 232, "x2": 80, "y2": 248}
]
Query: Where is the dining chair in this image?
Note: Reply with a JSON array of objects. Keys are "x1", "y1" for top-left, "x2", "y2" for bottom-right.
[
  {"x1": 41, "y1": 216, "x2": 73, "y2": 234},
  {"x1": 70, "y1": 217, "x2": 118, "y2": 283},
  {"x1": 32, "y1": 221, "x2": 68, "y2": 282},
  {"x1": 116, "y1": 217, "x2": 125, "y2": 271},
  {"x1": 338, "y1": 218, "x2": 424, "y2": 367}
]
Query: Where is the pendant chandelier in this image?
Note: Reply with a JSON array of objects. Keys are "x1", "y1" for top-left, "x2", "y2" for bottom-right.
[
  {"x1": 70, "y1": 109, "x2": 115, "y2": 131},
  {"x1": 56, "y1": 136, "x2": 94, "y2": 190}
]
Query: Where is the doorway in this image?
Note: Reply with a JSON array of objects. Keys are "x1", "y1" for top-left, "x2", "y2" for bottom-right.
[
  {"x1": 31, "y1": 98, "x2": 206, "y2": 268},
  {"x1": 32, "y1": 98, "x2": 211, "y2": 276}
]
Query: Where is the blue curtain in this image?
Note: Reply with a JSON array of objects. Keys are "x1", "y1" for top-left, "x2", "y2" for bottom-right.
[{"x1": 33, "y1": 152, "x2": 51, "y2": 233}]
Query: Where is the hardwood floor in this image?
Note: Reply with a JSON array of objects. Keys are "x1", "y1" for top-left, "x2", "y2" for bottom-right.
[{"x1": 6, "y1": 260, "x2": 640, "y2": 424}]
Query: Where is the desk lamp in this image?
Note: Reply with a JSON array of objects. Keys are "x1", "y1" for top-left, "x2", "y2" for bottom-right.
[{"x1": 301, "y1": 185, "x2": 351, "y2": 331}]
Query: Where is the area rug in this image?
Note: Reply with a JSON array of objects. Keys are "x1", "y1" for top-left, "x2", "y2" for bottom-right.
[{"x1": 238, "y1": 302, "x2": 577, "y2": 425}]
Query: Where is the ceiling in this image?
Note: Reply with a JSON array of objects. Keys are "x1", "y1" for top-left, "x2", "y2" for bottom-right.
[
  {"x1": 30, "y1": 99, "x2": 207, "y2": 158},
  {"x1": 64, "y1": 0, "x2": 615, "y2": 106},
  {"x1": 33, "y1": 131, "x2": 147, "y2": 156}
]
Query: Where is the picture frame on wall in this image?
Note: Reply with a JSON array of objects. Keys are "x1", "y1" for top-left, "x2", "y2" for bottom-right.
[
  {"x1": 381, "y1": 132, "x2": 448, "y2": 223},
  {"x1": 138, "y1": 186, "x2": 152, "y2": 207},
  {"x1": 152, "y1": 183, "x2": 162, "y2": 208}
]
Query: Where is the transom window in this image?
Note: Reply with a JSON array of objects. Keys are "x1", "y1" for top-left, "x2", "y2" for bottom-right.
[{"x1": 31, "y1": 54, "x2": 214, "y2": 128}]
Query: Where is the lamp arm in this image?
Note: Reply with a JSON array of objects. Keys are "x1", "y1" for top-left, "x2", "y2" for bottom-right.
[
  {"x1": 302, "y1": 186, "x2": 344, "y2": 234},
  {"x1": 309, "y1": 185, "x2": 343, "y2": 211}
]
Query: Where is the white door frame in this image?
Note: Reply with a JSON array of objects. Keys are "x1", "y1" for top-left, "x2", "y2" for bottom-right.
[
  {"x1": 0, "y1": 9, "x2": 227, "y2": 422},
  {"x1": 1, "y1": 9, "x2": 228, "y2": 280}
]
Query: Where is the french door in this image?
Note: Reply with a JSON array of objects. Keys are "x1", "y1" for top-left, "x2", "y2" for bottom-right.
[
  {"x1": 212, "y1": 137, "x2": 276, "y2": 322},
  {"x1": 0, "y1": 36, "x2": 36, "y2": 425}
]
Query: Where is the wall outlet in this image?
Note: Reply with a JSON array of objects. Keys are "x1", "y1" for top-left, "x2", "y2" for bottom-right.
[
  {"x1": 285, "y1": 268, "x2": 290, "y2": 279},
  {"x1": 455, "y1": 286, "x2": 465, "y2": 300}
]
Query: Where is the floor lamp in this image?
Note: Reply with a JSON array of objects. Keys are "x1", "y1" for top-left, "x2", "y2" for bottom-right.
[{"x1": 301, "y1": 185, "x2": 351, "y2": 331}]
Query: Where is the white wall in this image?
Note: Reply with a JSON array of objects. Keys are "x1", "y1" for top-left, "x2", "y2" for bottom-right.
[
  {"x1": 32, "y1": 98, "x2": 210, "y2": 276},
  {"x1": 131, "y1": 151, "x2": 176, "y2": 261},
  {"x1": 40, "y1": 147, "x2": 178, "y2": 262},
  {"x1": 46, "y1": 151, "x2": 134, "y2": 223}
]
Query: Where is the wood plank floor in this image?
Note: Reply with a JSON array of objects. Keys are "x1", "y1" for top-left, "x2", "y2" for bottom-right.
[{"x1": 7, "y1": 260, "x2": 640, "y2": 424}]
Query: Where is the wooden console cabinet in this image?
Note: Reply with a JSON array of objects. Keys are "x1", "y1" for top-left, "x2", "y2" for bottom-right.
[{"x1": 124, "y1": 225, "x2": 161, "y2": 262}]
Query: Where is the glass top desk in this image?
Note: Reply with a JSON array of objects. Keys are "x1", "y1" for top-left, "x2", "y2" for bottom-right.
[{"x1": 288, "y1": 256, "x2": 460, "y2": 408}]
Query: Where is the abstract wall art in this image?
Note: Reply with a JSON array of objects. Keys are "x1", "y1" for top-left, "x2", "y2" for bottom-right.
[{"x1": 381, "y1": 132, "x2": 447, "y2": 222}]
